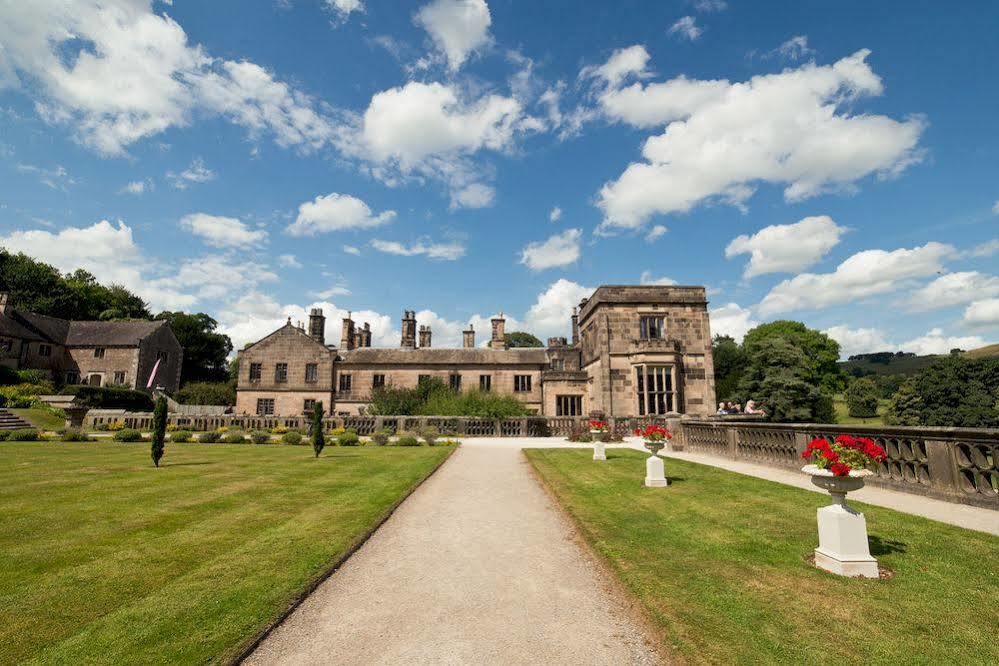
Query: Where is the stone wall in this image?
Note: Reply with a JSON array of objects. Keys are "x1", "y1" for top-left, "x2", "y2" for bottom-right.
[
  {"x1": 235, "y1": 323, "x2": 335, "y2": 414},
  {"x1": 65, "y1": 346, "x2": 141, "y2": 388}
]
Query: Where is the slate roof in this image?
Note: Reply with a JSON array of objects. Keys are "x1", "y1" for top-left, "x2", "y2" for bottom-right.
[
  {"x1": 339, "y1": 347, "x2": 549, "y2": 366},
  {"x1": 1, "y1": 309, "x2": 167, "y2": 347}
]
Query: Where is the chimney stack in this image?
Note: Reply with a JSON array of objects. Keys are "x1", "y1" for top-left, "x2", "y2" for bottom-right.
[
  {"x1": 361, "y1": 322, "x2": 372, "y2": 347},
  {"x1": 340, "y1": 312, "x2": 356, "y2": 351},
  {"x1": 547, "y1": 336, "x2": 567, "y2": 348},
  {"x1": 462, "y1": 324, "x2": 475, "y2": 348},
  {"x1": 571, "y1": 306, "x2": 579, "y2": 346},
  {"x1": 308, "y1": 308, "x2": 326, "y2": 344},
  {"x1": 400, "y1": 310, "x2": 417, "y2": 349},
  {"x1": 419, "y1": 325, "x2": 432, "y2": 348},
  {"x1": 489, "y1": 313, "x2": 507, "y2": 350}
]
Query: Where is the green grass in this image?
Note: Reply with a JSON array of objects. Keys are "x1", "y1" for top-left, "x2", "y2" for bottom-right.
[
  {"x1": 8, "y1": 407, "x2": 65, "y2": 431},
  {"x1": 833, "y1": 395, "x2": 889, "y2": 425},
  {"x1": 0, "y1": 440, "x2": 453, "y2": 664},
  {"x1": 526, "y1": 448, "x2": 999, "y2": 665}
]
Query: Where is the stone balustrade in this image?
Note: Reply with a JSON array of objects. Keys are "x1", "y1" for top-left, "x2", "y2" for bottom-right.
[
  {"x1": 678, "y1": 420, "x2": 999, "y2": 510},
  {"x1": 81, "y1": 409, "x2": 997, "y2": 509}
]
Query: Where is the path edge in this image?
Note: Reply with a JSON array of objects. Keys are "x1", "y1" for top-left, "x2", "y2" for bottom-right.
[
  {"x1": 522, "y1": 448, "x2": 677, "y2": 666},
  {"x1": 229, "y1": 445, "x2": 459, "y2": 665}
]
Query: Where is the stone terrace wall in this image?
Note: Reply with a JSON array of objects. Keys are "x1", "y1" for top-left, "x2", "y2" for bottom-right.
[{"x1": 679, "y1": 420, "x2": 999, "y2": 510}]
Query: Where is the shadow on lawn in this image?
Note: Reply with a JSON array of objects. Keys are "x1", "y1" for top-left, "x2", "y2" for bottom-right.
[
  {"x1": 869, "y1": 535, "x2": 907, "y2": 556},
  {"x1": 164, "y1": 461, "x2": 216, "y2": 467}
]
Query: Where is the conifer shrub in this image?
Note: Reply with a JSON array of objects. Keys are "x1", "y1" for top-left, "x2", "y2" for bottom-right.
[
  {"x1": 337, "y1": 430, "x2": 361, "y2": 446},
  {"x1": 251, "y1": 431, "x2": 271, "y2": 445},
  {"x1": 370, "y1": 429, "x2": 392, "y2": 446},
  {"x1": 8, "y1": 428, "x2": 40, "y2": 441},
  {"x1": 113, "y1": 428, "x2": 143, "y2": 442},
  {"x1": 61, "y1": 429, "x2": 91, "y2": 442},
  {"x1": 311, "y1": 402, "x2": 325, "y2": 458},
  {"x1": 170, "y1": 430, "x2": 192, "y2": 442},
  {"x1": 198, "y1": 431, "x2": 221, "y2": 443},
  {"x1": 397, "y1": 435, "x2": 421, "y2": 447},
  {"x1": 151, "y1": 396, "x2": 167, "y2": 467},
  {"x1": 282, "y1": 431, "x2": 303, "y2": 445},
  {"x1": 221, "y1": 432, "x2": 247, "y2": 444}
]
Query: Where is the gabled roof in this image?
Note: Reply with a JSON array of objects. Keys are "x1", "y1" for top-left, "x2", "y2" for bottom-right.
[
  {"x1": 17, "y1": 312, "x2": 70, "y2": 343},
  {"x1": 339, "y1": 347, "x2": 549, "y2": 366},
  {"x1": 65, "y1": 320, "x2": 167, "y2": 346},
  {"x1": 241, "y1": 321, "x2": 334, "y2": 355}
]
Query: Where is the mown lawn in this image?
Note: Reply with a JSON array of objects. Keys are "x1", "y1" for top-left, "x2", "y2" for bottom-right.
[
  {"x1": 526, "y1": 448, "x2": 999, "y2": 665},
  {"x1": 0, "y1": 440, "x2": 453, "y2": 664},
  {"x1": 833, "y1": 395, "x2": 889, "y2": 425},
  {"x1": 8, "y1": 407, "x2": 66, "y2": 431}
]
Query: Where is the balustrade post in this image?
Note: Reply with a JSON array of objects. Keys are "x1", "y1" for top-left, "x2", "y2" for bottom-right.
[
  {"x1": 925, "y1": 439, "x2": 959, "y2": 498},
  {"x1": 793, "y1": 431, "x2": 811, "y2": 459},
  {"x1": 726, "y1": 426, "x2": 739, "y2": 459}
]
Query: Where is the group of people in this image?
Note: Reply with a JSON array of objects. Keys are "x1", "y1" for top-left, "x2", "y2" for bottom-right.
[{"x1": 717, "y1": 400, "x2": 765, "y2": 415}]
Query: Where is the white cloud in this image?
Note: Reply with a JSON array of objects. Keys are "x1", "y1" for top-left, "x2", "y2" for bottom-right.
[
  {"x1": 773, "y1": 35, "x2": 814, "y2": 61},
  {"x1": 992, "y1": 200, "x2": 999, "y2": 215},
  {"x1": 668, "y1": 16, "x2": 702, "y2": 41},
  {"x1": 899, "y1": 328, "x2": 986, "y2": 355},
  {"x1": 725, "y1": 215, "x2": 845, "y2": 278},
  {"x1": 640, "y1": 271, "x2": 677, "y2": 286},
  {"x1": 693, "y1": 0, "x2": 727, "y2": 11},
  {"x1": 906, "y1": 271, "x2": 999, "y2": 311},
  {"x1": 166, "y1": 157, "x2": 215, "y2": 189},
  {"x1": 595, "y1": 49, "x2": 925, "y2": 232},
  {"x1": 581, "y1": 45, "x2": 652, "y2": 88},
  {"x1": 523, "y1": 278, "x2": 593, "y2": 338},
  {"x1": 16, "y1": 163, "x2": 76, "y2": 190},
  {"x1": 757, "y1": 242, "x2": 954, "y2": 315},
  {"x1": 549, "y1": 206, "x2": 563, "y2": 222},
  {"x1": 646, "y1": 224, "x2": 668, "y2": 241},
  {"x1": 966, "y1": 238, "x2": 999, "y2": 258},
  {"x1": 326, "y1": 0, "x2": 364, "y2": 21},
  {"x1": 963, "y1": 298, "x2": 999, "y2": 329},
  {"x1": 286, "y1": 193, "x2": 396, "y2": 236},
  {"x1": 313, "y1": 283, "x2": 352, "y2": 299},
  {"x1": 519, "y1": 228, "x2": 582, "y2": 271},
  {"x1": 343, "y1": 244, "x2": 361, "y2": 256},
  {"x1": 0, "y1": 1, "x2": 337, "y2": 155},
  {"x1": 179, "y1": 213, "x2": 267, "y2": 249},
  {"x1": 414, "y1": 0, "x2": 492, "y2": 71},
  {"x1": 450, "y1": 182, "x2": 495, "y2": 209},
  {"x1": 119, "y1": 178, "x2": 153, "y2": 195},
  {"x1": 822, "y1": 325, "x2": 892, "y2": 358},
  {"x1": 709, "y1": 302, "x2": 758, "y2": 342},
  {"x1": 597, "y1": 75, "x2": 729, "y2": 129},
  {"x1": 277, "y1": 254, "x2": 302, "y2": 268},
  {"x1": 370, "y1": 238, "x2": 466, "y2": 260}
]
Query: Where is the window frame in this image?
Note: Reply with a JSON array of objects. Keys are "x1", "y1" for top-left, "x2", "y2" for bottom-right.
[
  {"x1": 339, "y1": 373, "x2": 352, "y2": 393},
  {"x1": 94, "y1": 347, "x2": 106, "y2": 359},
  {"x1": 38, "y1": 343, "x2": 52, "y2": 358},
  {"x1": 249, "y1": 362, "x2": 262, "y2": 381},
  {"x1": 304, "y1": 363, "x2": 318, "y2": 383},
  {"x1": 274, "y1": 362, "x2": 288, "y2": 383},
  {"x1": 372, "y1": 373, "x2": 385, "y2": 389},
  {"x1": 639, "y1": 315, "x2": 665, "y2": 340},
  {"x1": 479, "y1": 374, "x2": 491, "y2": 391},
  {"x1": 256, "y1": 398, "x2": 275, "y2": 416},
  {"x1": 514, "y1": 375, "x2": 532, "y2": 393},
  {"x1": 555, "y1": 395, "x2": 582, "y2": 416},
  {"x1": 449, "y1": 373, "x2": 462, "y2": 391},
  {"x1": 112, "y1": 371, "x2": 127, "y2": 385},
  {"x1": 635, "y1": 364, "x2": 677, "y2": 415},
  {"x1": 303, "y1": 398, "x2": 317, "y2": 414}
]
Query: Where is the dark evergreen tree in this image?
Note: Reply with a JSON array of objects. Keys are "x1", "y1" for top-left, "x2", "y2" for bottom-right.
[
  {"x1": 738, "y1": 335, "x2": 835, "y2": 423},
  {"x1": 311, "y1": 401, "x2": 325, "y2": 458},
  {"x1": 884, "y1": 380, "x2": 923, "y2": 426},
  {"x1": 151, "y1": 396, "x2": 167, "y2": 467},
  {"x1": 154, "y1": 311, "x2": 233, "y2": 383},
  {"x1": 711, "y1": 334, "x2": 746, "y2": 400},
  {"x1": 845, "y1": 377, "x2": 880, "y2": 418},
  {"x1": 504, "y1": 331, "x2": 544, "y2": 347}
]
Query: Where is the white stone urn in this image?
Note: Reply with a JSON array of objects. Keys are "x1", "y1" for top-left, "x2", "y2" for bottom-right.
[
  {"x1": 591, "y1": 430, "x2": 606, "y2": 461},
  {"x1": 803, "y1": 464, "x2": 878, "y2": 578},
  {"x1": 643, "y1": 440, "x2": 668, "y2": 487}
]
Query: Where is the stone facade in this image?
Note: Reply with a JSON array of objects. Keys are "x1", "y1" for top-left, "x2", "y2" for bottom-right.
[
  {"x1": 0, "y1": 293, "x2": 183, "y2": 392},
  {"x1": 234, "y1": 285, "x2": 715, "y2": 417}
]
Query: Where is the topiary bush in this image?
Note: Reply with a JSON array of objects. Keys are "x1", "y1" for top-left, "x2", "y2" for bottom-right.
[
  {"x1": 845, "y1": 377, "x2": 880, "y2": 419},
  {"x1": 397, "y1": 435, "x2": 420, "y2": 447},
  {"x1": 419, "y1": 426, "x2": 439, "y2": 447},
  {"x1": 198, "y1": 431, "x2": 221, "y2": 443},
  {"x1": 7, "y1": 428, "x2": 40, "y2": 441},
  {"x1": 113, "y1": 428, "x2": 143, "y2": 442},
  {"x1": 338, "y1": 429, "x2": 360, "y2": 446},
  {"x1": 371, "y1": 429, "x2": 392, "y2": 446},
  {"x1": 170, "y1": 430, "x2": 192, "y2": 443},
  {"x1": 221, "y1": 432, "x2": 247, "y2": 444},
  {"x1": 60, "y1": 385, "x2": 154, "y2": 411},
  {"x1": 282, "y1": 431, "x2": 303, "y2": 446},
  {"x1": 151, "y1": 396, "x2": 167, "y2": 467},
  {"x1": 251, "y1": 431, "x2": 271, "y2": 445}
]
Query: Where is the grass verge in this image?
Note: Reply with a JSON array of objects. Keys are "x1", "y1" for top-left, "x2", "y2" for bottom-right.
[
  {"x1": 525, "y1": 448, "x2": 998, "y2": 664},
  {"x1": 8, "y1": 406, "x2": 65, "y2": 431},
  {"x1": 0, "y1": 440, "x2": 453, "y2": 664}
]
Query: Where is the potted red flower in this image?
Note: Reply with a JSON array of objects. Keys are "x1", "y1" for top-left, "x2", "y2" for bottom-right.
[
  {"x1": 588, "y1": 420, "x2": 608, "y2": 436},
  {"x1": 802, "y1": 434, "x2": 888, "y2": 497},
  {"x1": 589, "y1": 420, "x2": 609, "y2": 461},
  {"x1": 633, "y1": 424, "x2": 672, "y2": 455}
]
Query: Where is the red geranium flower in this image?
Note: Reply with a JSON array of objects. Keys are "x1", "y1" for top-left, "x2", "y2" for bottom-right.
[{"x1": 830, "y1": 462, "x2": 851, "y2": 477}]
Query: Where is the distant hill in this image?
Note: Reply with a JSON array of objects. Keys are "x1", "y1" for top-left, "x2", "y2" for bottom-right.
[{"x1": 839, "y1": 344, "x2": 999, "y2": 377}]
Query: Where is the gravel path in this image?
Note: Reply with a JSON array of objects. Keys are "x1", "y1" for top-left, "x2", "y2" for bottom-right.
[{"x1": 245, "y1": 442, "x2": 662, "y2": 665}]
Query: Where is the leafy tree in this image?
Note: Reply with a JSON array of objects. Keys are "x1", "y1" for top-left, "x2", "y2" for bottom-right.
[
  {"x1": 154, "y1": 311, "x2": 233, "y2": 383},
  {"x1": 151, "y1": 396, "x2": 167, "y2": 467},
  {"x1": 712, "y1": 335, "x2": 746, "y2": 400},
  {"x1": 175, "y1": 381, "x2": 236, "y2": 406},
  {"x1": 310, "y1": 401, "x2": 325, "y2": 458},
  {"x1": 845, "y1": 377, "x2": 879, "y2": 418},
  {"x1": 884, "y1": 380, "x2": 923, "y2": 426},
  {"x1": 0, "y1": 251, "x2": 149, "y2": 320},
  {"x1": 504, "y1": 331, "x2": 544, "y2": 348},
  {"x1": 873, "y1": 374, "x2": 906, "y2": 400},
  {"x1": 738, "y1": 335, "x2": 835, "y2": 423},
  {"x1": 907, "y1": 357, "x2": 999, "y2": 427},
  {"x1": 742, "y1": 321, "x2": 844, "y2": 392}
]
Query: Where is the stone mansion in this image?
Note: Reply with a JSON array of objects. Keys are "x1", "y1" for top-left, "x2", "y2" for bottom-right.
[{"x1": 235, "y1": 285, "x2": 716, "y2": 418}]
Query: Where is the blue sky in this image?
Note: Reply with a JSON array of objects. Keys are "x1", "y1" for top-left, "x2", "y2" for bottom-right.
[{"x1": 0, "y1": 0, "x2": 996, "y2": 355}]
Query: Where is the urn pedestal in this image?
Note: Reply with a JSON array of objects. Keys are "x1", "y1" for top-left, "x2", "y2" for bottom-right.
[
  {"x1": 803, "y1": 465, "x2": 878, "y2": 579},
  {"x1": 591, "y1": 431, "x2": 606, "y2": 461},
  {"x1": 644, "y1": 440, "x2": 668, "y2": 487}
]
